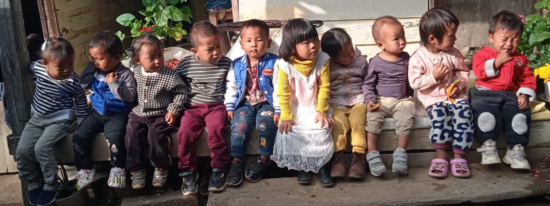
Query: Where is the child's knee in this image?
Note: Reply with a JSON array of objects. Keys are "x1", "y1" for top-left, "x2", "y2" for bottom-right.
[
  {"x1": 477, "y1": 112, "x2": 497, "y2": 133},
  {"x1": 510, "y1": 113, "x2": 528, "y2": 135},
  {"x1": 33, "y1": 143, "x2": 51, "y2": 157}
]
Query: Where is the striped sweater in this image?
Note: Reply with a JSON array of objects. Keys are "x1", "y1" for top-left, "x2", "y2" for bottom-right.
[
  {"x1": 175, "y1": 55, "x2": 232, "y2": 105},
  {"x1": 30, "y1": 61, "x2": 88, "y2": 123}
]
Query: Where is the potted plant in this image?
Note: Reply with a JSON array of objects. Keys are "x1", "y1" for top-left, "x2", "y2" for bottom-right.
[
  {"x1": 115, "y1": 0, "x2": 192, "y2": 58},
  {"x1": 518, "y1": 0, "x2": 550, "y2": 101}
]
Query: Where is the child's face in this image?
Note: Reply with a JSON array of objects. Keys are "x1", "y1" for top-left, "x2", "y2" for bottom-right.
[
  {"x1": 377, "y1": 23, "x2": 406, "y2": 55},
  {"x1": 429, "y1": 23, "x2": 457, "y2": 52},
  {"x1": 295, "y1": 37, "x2": 320, "y2": 60},
  {"x1": 240, "y1": 26, "x2": 271, "y2": 60},
  {"x1": 332, "y1": 43, "x2": 355, "y2": 67},
  {"x1": 489, "y1": 28, "x2": 521, "y2": 54},
  {"x1": 191, "y1": 35, "x2": 223, "y2": 64},
  {"x1": 42, "y1": 57, "x2": 74, "y2": 80},
  {"x1": 89, "y1": 47, "x2": 121, "y2": 73},
  {"x1": 135, "y1": 44, "x2": 164, "y2": 72}
]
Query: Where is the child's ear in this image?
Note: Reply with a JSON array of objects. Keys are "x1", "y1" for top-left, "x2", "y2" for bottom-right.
[
  {"x1": 488, "y1": 33, "x2": 494, "y2": 44},
  {"x1": 428, "y1": 35, "x2": 437, "y2": 45},
  {"x1": 376, "y1": 41, "x2": 384, "y2": 50},
  {"x1": 41, "y1": 59, "x2": 47, "y2": 66},
  {"x1": 191, "y1": 47, "x2": 198, "y2": 55},
  {"x1": 267, "y1": 38, "x2": 272, "y2": 49}
]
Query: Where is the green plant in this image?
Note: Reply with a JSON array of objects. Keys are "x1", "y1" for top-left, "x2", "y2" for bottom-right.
[
  {"x1": 116, "y1": 0, "x2": 192, "y2": 42},
  {"x1": 518, "y1": 0, "x2": 550, "y2": 69}
]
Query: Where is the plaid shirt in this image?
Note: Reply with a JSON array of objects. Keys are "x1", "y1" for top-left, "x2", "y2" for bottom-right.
[
  {"x1": 244, "y1": 65, "x2": 266, "y2": 105},
  {"x1": 132, "y1": 66, "x2": 187, "y2": 116}
]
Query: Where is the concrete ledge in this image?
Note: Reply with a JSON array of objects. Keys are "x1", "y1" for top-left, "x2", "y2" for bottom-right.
[
  {"x1": 207, "y1": 164, "x2": 550, "y2": 206},
  {"x1": 121, "y1": 189, "x2": 198, "y2": 206}
]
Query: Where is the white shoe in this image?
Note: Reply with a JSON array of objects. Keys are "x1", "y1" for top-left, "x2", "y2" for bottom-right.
[
  {"x1": 76, "y1": 169, "x2": 95, "y2": 190},
  {"x1": 108, "y1": 167, "x2": 127, "y2": 188},
  {"x1": 502, "y1": 144, "x2": 531, "y2": 170},
  {"x1": 476, "y1": 140, "x2": 501, "y2": 165}
]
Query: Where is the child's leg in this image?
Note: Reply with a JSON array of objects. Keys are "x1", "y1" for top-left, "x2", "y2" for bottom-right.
[
  {"x1": 125, "y1": 113, "x2": 149, "y2": 172},
  {"x1": 469, "y1": 88, "x2": 503, "y2": 143},
  {"x1": 177, "y1": 106, "x2": 206, "y2": 171},
  {"x1": 204, "y1": 104, "x2": 230, "y2": 169},
  {"x1": 365, "y1": 97, "x2": 390, "y2": 176},
  {"x1": 255, "y1": 103, "x2": 277, "y2": 160},
  {"x1": 34, "y1": 119, "x2": 72, "y2": 184},
  {"x1": 348, "y1": 104, "x2": 367, "y2": 153},
  {"x1": 146, "y1": 114, "x2": 173, "y2": 169},
  {"x1": 502, "y1": 92, "x2": 530, "y2": 147},
  {"x1": 331, "y1": 105, "x2": 350, "y2": 153},
  {"x1": 73, "y1": 112, "x2": 103, "y2": 170},
  {"x1": 427, "y1": 102, "x2": 453, "y2": 159},
  {"x1": 229, "y1": 103, "x2": 258, "y2": 160},
  {"x1": 392, "y1": 100, "x2": 415, "y2": 149},
  {"x1": 104, "y1": 113, "x2": 129, "y2": 169},
  {"x1": 16, "y1": 117, "x2": 44, "y2": 182},
  {"x1": 450, "y1": 100, "x2": 474, "y2": 176}
]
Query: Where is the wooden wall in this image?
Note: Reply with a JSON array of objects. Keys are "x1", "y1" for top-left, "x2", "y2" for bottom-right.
[
  {"x1": 192, "y1": 0, "x2": 209, "y2": 22},
  {"x1": 45, "y1": 0, "x2": 143, "y2": 73},
  {"x1": 238, "y1": 0, "x2": 429, "y2": 58}
]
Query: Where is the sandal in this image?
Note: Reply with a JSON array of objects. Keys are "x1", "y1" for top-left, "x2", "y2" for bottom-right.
[
  {"x1": 428, "y1": 159, "x2": 448, "y2": 178},
  {"x1": 450, "y1": 158, "x2": 471, "y2": 178}
]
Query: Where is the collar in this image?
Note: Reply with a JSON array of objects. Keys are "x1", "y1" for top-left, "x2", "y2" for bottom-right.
[
  {"x1": 140, "y1": 66, "x2": 160, "y2": 76},
  {"x1": 240, "y1": 53, "x2": 270, "y2": 67},
  {"x1": 420, "y1": 46, "x2": 446, "y2": 65}
]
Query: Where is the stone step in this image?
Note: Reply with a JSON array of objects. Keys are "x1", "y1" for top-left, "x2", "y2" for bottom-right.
[
  {"x1": 121, "y1": 189, "x2": 199, "y2": 206},
  {"x1": 207, "y1": 164, "x2": 550, "y2": 206}
]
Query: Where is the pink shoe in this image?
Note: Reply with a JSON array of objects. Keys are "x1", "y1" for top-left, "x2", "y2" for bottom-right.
[
  {"x1": 450, "y1": 158, "x2": 471, "y2": 178},
  {"x1": 428, "y1": 159, "x2": 448, "y2": 178}
]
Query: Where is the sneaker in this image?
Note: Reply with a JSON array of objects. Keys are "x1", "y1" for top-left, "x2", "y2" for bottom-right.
[
  {"x1": 76, "y1": 169, "x2": 95, "y2": 190},
  {"x1": 152, "y1": 168, "x2": 168, "y2": 187},
  {"x1": 108, "y1": 167, "x2": 126, "y2": 188},
  {"x1": 503, "y1": 144, "x2": 531, "y2": 170},
  {"x1": 27, "y1": 182, "x2": 43, "y2": 206},
  {"x1": 130, "y1": 169, "x2": 147, "y2": 189},
  {"x1": 180, "y1": 170, "x2": 198, "y2": 196},
  {"x1": 476, "y1": 140, "x2": 501, "y2": 165},
  {"x1": 36, "y1": 182, "x2": 60, "y2": 206},
  {"x1": 227, "y1": 159, "x2": 245, "y2": 186},
  {"x1": 246, "y1": 158, "x2": 270, "y2": 183},
  {"x1": 366, "y1": 150, "x2": 387, "y2": 176},
  {"x1": 208, "y1": 168, "x2": 228, "y2": 192},
  {"x1": 392, "y1": 148, "x2": 408, "y2": 174}
]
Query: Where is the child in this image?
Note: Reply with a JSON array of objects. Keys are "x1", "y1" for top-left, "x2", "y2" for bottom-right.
[
  {"x1": 125, "y1": 33, "x2": 187, "y2": 189},
  {"x1": 471, "y1": 11, "x2": 536, "y2": 170},
  {"x1": 16, "y1": 37, "x2": 88, "y2": 205},
  {"x1": 363, "y1": 16, "x2": 415, "y2": 176},
  {"x1": 320, "y1": 28, "x2": 368, "y2": 179},
  {"x1": 224, "y1": 19, "x2": 279, "y2": 186},
  {"x1": 176, "y1": 21, "x2": 232, "y2": 195},
  {"x1": 271, "y1": 18, "x2": 334, "y2": 187},
  {"x1": 408, "y1": 8, "x2": 473, "y2": 178},
  {"x1": 73, "y1": 31, "x2": 137, "y2": 190}
]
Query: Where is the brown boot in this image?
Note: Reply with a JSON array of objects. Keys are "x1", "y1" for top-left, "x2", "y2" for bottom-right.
[
  {"x1": 349, "y1": 152, "x2": 366, "y2": 179},
  {"x1": 330, "y1": 152, "x2": 346, "y2": 177}
]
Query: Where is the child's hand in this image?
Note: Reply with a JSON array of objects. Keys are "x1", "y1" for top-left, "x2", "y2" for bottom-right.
[
  {"x1": 450, "y1": 87, "x2": 460, "y2": 98},
  {"x1": 227, "y1": 111, "x2": 234, "y2": 121},
  {"x1": 273, "y1": 114, "x2": 280, "y2": 127},
  {"x1": 432, "y1": 64, "x2": 449, "y2": 81},
  {"x1": 105, "y1": 72, "x2": 118, "y2": 84},
  {"x1": 165, "y1": 112, "x2": 176, "y2": 127},
  {"x1": 518, "y1": 94, "x2": 529, "y2": 110},
  {"x1": 314, "y1": 112, "x2": 333, "y2": 129},
  {"x1": 279, "y1": 120, "x2": 296, "y2": 134},
  {"x1": 494, "y1": 49, "x2": 512, "y2": 69},
  {"x1": 367, "y1": 101, "x2": 380, "y2": 112}
]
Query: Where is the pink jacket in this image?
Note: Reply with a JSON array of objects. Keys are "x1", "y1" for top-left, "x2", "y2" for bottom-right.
[{"x1": 408, "y1": 46, "x2": 470, "y2": 109}]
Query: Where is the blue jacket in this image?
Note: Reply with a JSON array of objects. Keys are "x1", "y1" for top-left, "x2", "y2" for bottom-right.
[{"x1": 224, "y1": 53, "x2": 280, "y2": 114}]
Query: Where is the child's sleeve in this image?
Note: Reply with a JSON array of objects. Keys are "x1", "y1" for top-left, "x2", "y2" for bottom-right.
[
  {"x1": 224, "y1": 63, "x2": 238, "y2": 112},
  {"x1": 108, "y1": 70, "x2": 137, "y2": 102},
  {"x1": 73, "y1": 76, "x2": 88, "y2": 124},
  {"x1": 362, "y1": 60, "x2": 378, "y2": 104},
  {"x1": 272, "y1": 61, "x2": 281, "y2": 115},
  {"x1": 472, "y1": 50, "x2": 499, "y2": 81},
  {"x1": 453, "y1": 50, "x2": 470, "y2": 93},
  {"x1": 516, "y1": 58, "x2": 537, "y2": 101},
  {"x1": 408, "y1": 55, "x2": 438, "y2": 91},
  {"x1": 80, "y1": 61, "x2": 95, "y2": 89},
  {"x1": 168, "y1": 75, "x2": 188, "y2": 116},
  {"x1": 276, "y1": 65, "x2": 294, "y2": 121},
  {"x1": 316, "y1": 61, "x2": 331, "y2": 115}
]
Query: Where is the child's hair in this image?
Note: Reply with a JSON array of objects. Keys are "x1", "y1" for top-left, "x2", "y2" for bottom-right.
[
  {"x1": 27, "y1": 34, "x2": 44, "y2": 62},
  {"x1": 489, "y1": 10, "x2": 524, "y2": 35},
  {"x1": 131, "y1": 33, "x2": 163, "y2": 62},
  {"x1": 278, "y1": 18, "x2": 318, "y2": 61},
  {"x1": 40, "y1": 37, "x2": 75, "y2": 63},
  {"x1": 89, "y1": 31, "x2": 124, "y2": 57},
  {"x1": 190, "y1": 20, "x2": 220, "y2": 47},
  {"x1": 419, "y1": 8, "x2": 460, "y2": 46},
  {"x1": 372, "y1": 16, "x2": 401, "y2": 42},
  {"x1": 320, "y1": 28, "x2": 352, "y2": 58},
  {"x1": 241, "y1": 19, "x2": 270, "y2": 39}
]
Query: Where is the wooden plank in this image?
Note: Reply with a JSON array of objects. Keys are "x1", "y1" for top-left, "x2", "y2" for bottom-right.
[
  {"x1": 53, "y1": 0, "x2": 116, "y2": 11},
  {"x1": 231, "y1": 0, "x2": 239, "y2": 22},
  {"x1": 0, "y1": 104, "x2": 16, "y2": 173},
  {"x1": 37, "y1": 0, "x2": 49, "y2": 38},
  {"x1": 55, "y1": 0, "x2": 140, "y2": 32},
  {"x1": 43, "y1": 0, "x2": 60, "y2": 37},
  {"x1": 318, "y1": 18, "x2": 421, "y2": 45},
  {"x1": 238, "y1": 0, "x2": 428, "y2": 21},
  {"x1": 62, "y1": 20, "x2": 122, "y2": 46},
  {"x1": 356, "y1": 43, "x2": 421, "y2": 60}
]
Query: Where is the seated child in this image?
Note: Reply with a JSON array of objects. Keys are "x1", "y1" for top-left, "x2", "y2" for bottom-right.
[
  {"x1": 73, "y1": 31, "x2": 137, "y2": 190},
  {"x1": 363, "y1": 16, "x2": 415, "y2": 176},
  {"x1": 409, "y1": 9, "x2": 473, "y2": 178},
  {"x1": 175, "y1": 21, "x2": 232, "y2": 195},
  {"x1": 320, "y1": 28, "x2": 368, "y2": 179},
  {"x1": 125, "y1": 33, "x2": 187, "y2": 189},
  {"x1": 471, "y1": 11, "x2": 536, "y2": 170},
  {"x1": 271, "y1": 18, "x2": 334, "y2": 187},
  {"x1": 224, "y1": 19, "x2": 279, "y2": 186},
  {"x1": 16, "y1": 37, "x2": 88, "y2": 205}
]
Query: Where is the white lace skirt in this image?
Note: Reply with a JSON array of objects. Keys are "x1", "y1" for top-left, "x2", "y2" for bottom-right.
[{"x1": 271, "y1": 105, "x2": 334, "y2": 173}]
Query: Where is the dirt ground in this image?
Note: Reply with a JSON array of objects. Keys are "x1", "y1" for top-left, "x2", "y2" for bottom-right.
[{"x1": 0, "y1": 174, "x2": 22, "y2": 206}]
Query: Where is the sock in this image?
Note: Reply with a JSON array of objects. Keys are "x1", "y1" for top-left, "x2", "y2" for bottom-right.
[{"x1": 260, "y1": 155, "x2": 270, "y2": 164}]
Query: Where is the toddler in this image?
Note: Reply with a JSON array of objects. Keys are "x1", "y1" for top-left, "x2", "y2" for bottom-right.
[
  {"x1": 409, "y1": 9, "x2": 473, "y2": 178},
  {"x1": 471, "y1": 11, "x2": 536, "y2": 170}
]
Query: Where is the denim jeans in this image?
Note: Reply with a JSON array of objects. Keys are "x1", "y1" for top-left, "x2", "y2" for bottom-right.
[{"x1": 230, "y1": 101, "x2": 277, "y2": 158}]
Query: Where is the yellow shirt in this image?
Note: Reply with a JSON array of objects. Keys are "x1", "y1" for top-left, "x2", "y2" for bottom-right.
[{"x1": 277, "y1": 56, "x2": 330, "y2": 121}]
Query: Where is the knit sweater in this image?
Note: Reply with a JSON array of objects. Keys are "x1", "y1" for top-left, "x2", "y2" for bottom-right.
[
  {"x1": 329, "y1": 46, "x2": 368, "y2": 106},
  {"x1": 132, "y1": 66, "x2": 187, "y2": 116}
]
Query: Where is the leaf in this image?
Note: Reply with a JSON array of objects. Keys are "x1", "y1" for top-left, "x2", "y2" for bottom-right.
[
  {"x1": 166, "y1": 6, "x2": 186, "y2": 21},
  {"x1": 166, "y1": 0, "x2": 180, "y2": 6},
  {"x1": 156, "y1": 9, "x2": 169, "y2": 26},
  {"x1": 181, "y1": 6, "x2": 193, "y2": 18},
  {"x1": 116, "y1": 13, "x2": 135, "y2": 26},
  {"x1": 529, "y1": 32, "x2": 550, "y2": 45},
  {"x1": 115, "y1": 31, "x2": 125, "y2": 42},
  {"x1": 142, "y1": 0, "x2": 156, "y2": 7}
]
